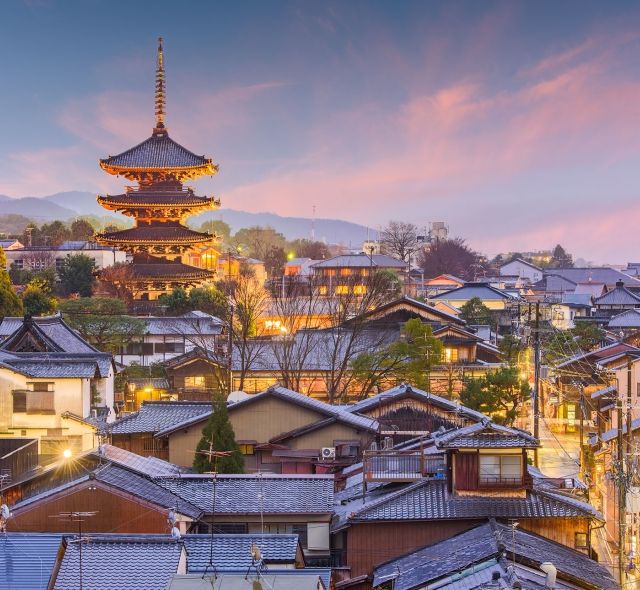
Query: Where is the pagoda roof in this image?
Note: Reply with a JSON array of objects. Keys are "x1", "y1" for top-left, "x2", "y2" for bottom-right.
[
  {"x1": 99, "y1": 131, "x2": 217, "y2": 181},
  {"x1": 128, "y1": 257, "x2": 215, "y2": 281},
  {"x1": 96, "y1": 224, "x2": 213, "y2": 245},
  {"x1": 97, "y1": 191, "x2": 218, "y2": 209}
]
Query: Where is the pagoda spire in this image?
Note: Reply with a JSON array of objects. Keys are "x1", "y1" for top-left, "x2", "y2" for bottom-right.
[{"x1": 154, "y1": 37, "x2": 166, "y2": 133}]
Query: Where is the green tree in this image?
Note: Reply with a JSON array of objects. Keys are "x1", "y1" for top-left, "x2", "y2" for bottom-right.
[
  {"x1": 9, "y1": 263, "x2": 33, "y2": 286},
  {"x1": 571, "y1": 321, "x2": 604, "y2": 350},
  {"x1": 460, "y1": 366, "x2": 530, "y2": 425},
  {"x1": 188, "y1": 287, "x2": 228, "y2": 318},
  {"x1": 198, "y1": 219, "x2": 231, "y2": 241},
  {"x1": 39, "y1": 220, "x2": 71, "y2": 246},
  {"x1": 193, "y1": 393, "x2": 244, "y2": 474},
  {"x1": 459, "y1": 297, "x2": 493, "y2": 326},
  {"x1": 70, "y1": 218, "x2": 96, "y2": 241},
  {"x1": 22, "y1": 284, "x2": 57, "y2": 316},
  {"x1": 57, "y1": 254, "x2": 96, "y2": 297},
  {"x1": 498, "y1": 334, "x2": 524, "y2": 365},
  {"x1": 392, "y1": 319, "x2": 444, "y2": 390},
  {"x1": 158, "y1": 287, "x2": 192, "y2": 315},
  {"x1": 286, "y1": 239, "x2": 330, "y2": 260},
  {"x1": 418, "y1": 238, "x2": 481, "y2": 281},
  {"x1": 59, "y1": 297, "x2": 146, "y2": 353},
  {"x1": 549, "y1": 244, "x2": 573, "y2": 268},
  {"x1": 0, "y1": 247, "x2": 23, "y2": 317}
]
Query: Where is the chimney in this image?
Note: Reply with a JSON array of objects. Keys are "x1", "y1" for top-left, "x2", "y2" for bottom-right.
[
  {"x1": 540, "y1": 562, "x2": 557, "y2": 589},
  {"x1": 616, "y1": 280, "x2": 625, "y2": 288}
]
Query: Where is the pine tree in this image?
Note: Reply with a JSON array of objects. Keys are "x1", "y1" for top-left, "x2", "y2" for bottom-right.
[
  {"x1": 0, "y1": 248, "x2": 23, "y2": 317},
  {"x1": 193, "y1": 393, "x2": 244, "y2": 474}
]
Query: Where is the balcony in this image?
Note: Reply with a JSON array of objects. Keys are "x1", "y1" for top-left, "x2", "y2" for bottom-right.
[
  {"x1": 478, "y1": 475, "x2": 524, "y2": 488},
  {"x1": 12, "y1": 390, "x2": 55, "y2": 415},
  {"x1": 363, "y1": 450, "x2": 446, "y2": 482}
]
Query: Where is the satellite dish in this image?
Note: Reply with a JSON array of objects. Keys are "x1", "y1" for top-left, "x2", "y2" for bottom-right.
[
  {"x1": 171, "y1": 526, "x2": 181, "y2": 540},
  {"x1": 227, "y1": 390, "x2": 251, "y2": 404}
]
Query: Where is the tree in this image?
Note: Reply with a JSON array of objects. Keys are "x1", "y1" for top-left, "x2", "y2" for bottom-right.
[
  {"x1": 549, "y1": 244, "x2": 573, "y2": 268},
  {"x1": 379, "y1": 221, "x2": 418, "y2": 263},
  {"x1": 22, "y1": 285, "x2": 57, "y2": 316},
  {"x1": 158, "y1": 287, "x2": 192, "y2": 315},
  {"x1": 287, "y1": 239, "x2": 330, "y2": 260},
  {"x1": 459, "y1": 297, "x2": 493, "y2": 326},
  {"x1": 9, "y1": 263, "x2": 33, "y2": 286},
  {"x1": 38, "y1": 221, "x2": 71, "y2": 246},
  {"x1": 97, "y1": 262, "x2": 140, "y2": 304},
  {"x1": 188, "y1": 287, "x2": 228, "y2": 318},
  {"x1": 0, "y1": 248, "x2": 23, "y2": 317},
  {"x1": 57, "y1": 254, "x2": 96, "y2": 297},
  {"x1": 193, "y1": 393, "x2": 244, "y2": 473},
  {"x1": 232, "y1": 226, "x2": 287, "y2": 261},
  {"x1": 418, "y1": 238, "x2": 480, "y2": 280},
  {"x1": 59, "y1": 298, "x2": 146, "y2": 354},
  {"x1": 571, "y1": 321, "x2": 604, "y2": 350},
  {"x1": 70, "y1": 218, "x2": 96, "y2": 241},
  {"x1": 198, "y1": 219, "x2": 231, "y2": 242},
  {"x1": 498, "y1": 334, "x2": 524, "y2": 365},
  {"x1": 460, "y1": 367, "x2": 530, "y2": 426}
]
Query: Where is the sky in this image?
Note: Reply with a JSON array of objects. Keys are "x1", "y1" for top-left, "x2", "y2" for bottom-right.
[{"x1": 1, "y1": 0, "x2": 640, "y2": 262}]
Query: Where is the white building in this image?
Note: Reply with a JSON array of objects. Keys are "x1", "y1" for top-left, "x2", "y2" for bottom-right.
[{"x1": 499, "y1": 258, "x2": 543, "y2": 284}]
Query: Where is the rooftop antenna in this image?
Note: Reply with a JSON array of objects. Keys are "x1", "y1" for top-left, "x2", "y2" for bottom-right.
[
  {"x1": 52, "y1": 511, "x2": 97, "y2": 590},
  {"x1": 245, "y1": 471, "x2": 267, "y2": 580},
  {"x1": 196, "y1": 439, "x2": 231, "y2": 580}
]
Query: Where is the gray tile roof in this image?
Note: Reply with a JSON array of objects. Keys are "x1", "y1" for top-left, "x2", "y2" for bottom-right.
[
  {"x1": 141, "y1": 311, "x2": 223, "y2": 336},
  {"x1": 0, "y1": 533, "x2": 63, "y2": 590},
  {"x1": 52, "y1": 536, "x2": 185, "y2": 590},
  {"x1": 0, "y1": 357, "x2": 101, "y2": 378},
  {"x1": 594, "y1": 284, "x2": 640, "y2": 306},
  {"x1": 544, "y1": 267, "x2": 640, "y2": 287},
  {"x1": 342, "y1": 479, "x2": 601, "y2": 524},
  {"x1": 156, "y1": 474, "x2": 334, "y2": 515},
  {"x1": 608, "y1": 309, "x2": 640, "y2": 328},
  {"x1": 229, "y1": 386, "x2": 379, "y2": 431},
  {"x1": 310, "y1": 253, "x2": 406, "y2": 269},
  {"x1": 101, "y1": 132, "x2": 211, "y2": 170},
  {"x1": 372, "y1": 520, "x2": 617, "y2": 590},
  {"x1": 183, "y1": 534, "x2": 299, "y2": 571},
  {"x1": 110, "y1": 401, "x2": 212, "y2": 435},
  {"x1": 434, "y1": 421, "x2": 539, "y2": 449},
  {"x1": 431, "y1": 282, "x2": 515, "y2": 301},
  {"x1": 97, "y1": 444, "x2": 185, "y2": 476},
  {"x1": 167, "y1": 571, "x2": 329, "y2": 590},
  {"x1": 346, "y1": 384, "x2": 487, "y2": 423}
]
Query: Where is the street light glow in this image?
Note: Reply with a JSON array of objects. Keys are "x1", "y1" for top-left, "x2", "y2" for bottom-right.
[{"x1": 63, "y1": 449, "x2": 72, "y2": 459}]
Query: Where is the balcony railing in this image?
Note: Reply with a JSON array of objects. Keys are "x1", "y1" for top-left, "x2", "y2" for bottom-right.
[
  {"x1": 363, "y1": 450, "x2": 446, "y2": 482},
  {"x1": 478, "y1": 475, "x2": 523, "y2": 488}
]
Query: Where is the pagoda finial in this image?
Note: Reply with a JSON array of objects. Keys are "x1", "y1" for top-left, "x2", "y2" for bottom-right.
[{"x1": 154, "y1": 37, "x2": 166, "y2": 133}]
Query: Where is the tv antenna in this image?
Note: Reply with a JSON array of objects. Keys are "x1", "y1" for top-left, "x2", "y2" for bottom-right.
[
  {"x1": 52, "y1": 511, "x2": 97, "y2": 590},
  {"x1": 196, "y1": 439, "x2": 231, "y2": 580},
  {"x1": 245, "y1": 471, "x2": 267, "y2": 580}
]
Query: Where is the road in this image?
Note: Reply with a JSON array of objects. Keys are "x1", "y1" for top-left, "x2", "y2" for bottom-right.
[{"x1": 536, "y1": 416, "x2": 581, "y2": 479}]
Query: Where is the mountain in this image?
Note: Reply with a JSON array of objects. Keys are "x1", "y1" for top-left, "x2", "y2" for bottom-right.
[{"x1": 0, "y1": 192, "x2": 371, "y2": 246}]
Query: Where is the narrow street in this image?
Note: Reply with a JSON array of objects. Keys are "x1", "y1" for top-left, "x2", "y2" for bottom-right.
[{"x1": 536, "y1": 416, "x2": 581, "y2": 479}]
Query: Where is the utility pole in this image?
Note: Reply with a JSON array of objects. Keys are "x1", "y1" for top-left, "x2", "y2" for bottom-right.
[
  {"x1": 227, "y1": 304, "x2": 234, "y2": 396},
  {"x1": 578, "y1": 383, "x2": 584, "y2": 479},
  {"x1": 533, "y1": 301, "x2": 540, "y2": 466},
  {"x1": 618, "y1": 371, "x2": 627, "y2": 587}
]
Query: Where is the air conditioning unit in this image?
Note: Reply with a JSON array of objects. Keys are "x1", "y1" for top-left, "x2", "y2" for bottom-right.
[{"x1": 321, "y1": 447, "x2": 336, "y2": 460}]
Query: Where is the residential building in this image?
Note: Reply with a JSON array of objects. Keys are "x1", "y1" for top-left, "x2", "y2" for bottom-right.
[
  {"x1": 593, "y1": 280, "x2": 640, "y2": 319},
  {"x1": 371, "y1": 520, "x2": 617, "y2": 590},
  {"x1": 0, "y1": 238, "x2": 24, "y2": 250},
  {"x1": 0, "y1": 314, "x2": 115, "y2": 460},
  {"x1": 419, "y1": 273, "x2": 465, "y2": 298},
  {"x1": 537, "y1": 268, "x2": 640, "y2": 298},
  {"x1": 116, "y1": 310, "x2": 224, "y2": 366},
  {"x1": 3, "y1": 240, "x2": 127, "y2": 273},
  {"x1": 309, "y1": 253, "x2": 407, "y2": 296},
  {"x1": 430, "y1": 282, "x2": 516, "y2": 311},
  {"x1": 499, "y1": 258, "x2": 543, "y2": 284}
]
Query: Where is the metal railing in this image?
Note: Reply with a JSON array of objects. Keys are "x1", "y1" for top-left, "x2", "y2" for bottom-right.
[{"x1": 363, "y1": 450, "x2": 445, "y2": 482}]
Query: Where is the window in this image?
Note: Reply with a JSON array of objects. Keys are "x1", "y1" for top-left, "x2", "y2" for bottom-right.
[
  {"x1": 239, "y1": 444, "x2": 255, "y2": 455},
  {"x1": 353, "y1": 285, "x2": 367, "y2": 295},
  {"x1": 339, "y1": 268, "x2": 352, "y2": 277},
  {"x1": 195, "y1": 522, "x2": 248, "y2": 534},
  {"x1": 479, "y1": 454, "x2": 522, "y2": 486},
  {"x1": 12, "y1": 391, "x2": 26, "y2": 413},
  {"x1": 335, "y1": 285, "x2": 349, "y2": 295},
  {"x1": 442, "y1": 348, "x2": 459, "y2": 363},
  {"x1": 142, "y1": 437, "x2": 169, "y2": 452},
  {"x1": 575, "y1": 532, "x2": 588, "y2": 549},
  {"x1": 185, "y1": 376, "x2": 206, "y2": 389},
  {"x1": 13, "y1": 389, "x2": 54, "y2": 414},
  {"x1": 30, "y1": 382, "x2": 53, "y2": 392},
  {"x1": 154, "y1": 342, "x2": 185, "y2": 354},
  {"x1": 318, "y1": 285, "x2": 328, "y2": 295}
]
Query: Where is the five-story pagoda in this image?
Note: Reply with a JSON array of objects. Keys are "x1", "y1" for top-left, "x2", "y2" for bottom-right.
[{"x1": 96, "y1": 38, "x2": 219, "y2": 300}]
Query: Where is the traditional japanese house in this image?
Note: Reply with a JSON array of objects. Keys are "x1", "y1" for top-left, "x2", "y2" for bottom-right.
[{"x1": 95, "y1": 39, "x2": 220, "y2": 301}]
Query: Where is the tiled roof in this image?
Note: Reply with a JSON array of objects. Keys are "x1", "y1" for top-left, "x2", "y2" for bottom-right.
[
  {"x1": 608, "y1": 309, "x2": 640, "y2": 328},
  {"x1": 0, "y1": 313, "x2": 101, "y2": 355},
  {"x1": 346, "y1": 384, "x2": 487, "y2": 423},
  {"x1": 129, "y1": 258, "x2": 215, "y2": 281},
  {"x1": 98, "y1": 190, "x2": 215, "y2": 208},
  {"x1": 183, "y1": 534, "x2": 299, "y2": 571},
  {"x1": 601, "y1": 417, "x2": 640, "y2": 443},
  {"x1": 97, "y1": 444, "x2": 184, "y2": 476},
  {"x1": 431, "y1": 282, "x2": 515, "y2": 301},
  {"x1": 100, "y1": 132, "x2": 214, "y2": 171},
  {"x1": 97, "y1": 224, "x2": 213, "y2": 244},
  {"x1": 310, "y1": 253, "x2": 407, "y2": 269},
  {"x1": 167, "y1": 571, "x2": 329, "y2": 590},
  {"x1": 434, "y1": 421, "x2": 539, "y2": 449},
  {"x1": 142, "y1": 311, "x2": 223, "y2": 336},
  {"x1": 229, "y1": 386, "x2": 378, "y2": 431},
  {"x1": 0, "y1": 533, "x2": 63, "y2": 590},
  {"x1": 372, "y1": 520, "x2": 617, "y2": 590},
  {"x1": 350, "y1": 295, "x2": 466, "y2": 326},
  {"x1": 561, "y1": 293, "x2": 593, "y2": 307},
  {"x1": 594, "y1": 283, "x2": 640, "y2": 306},
  {"x1": 110, "y1": 401, "x2": 212, "y2": 435},
  {"x1": 156, "y1": 474, "x2": 334, "y2": 514},
  {"x1": 344, "y1": 479, "x2": 601, "y2": 523},
  {"x1": 544, "y1": 268, "x2": 640, "y2": 287},
  {"x1": 0, "y1": 356, "x2": 101, "y2": 378},
  {"x1": 52, "y1": 536, "x2": 185, "y2": 590}
]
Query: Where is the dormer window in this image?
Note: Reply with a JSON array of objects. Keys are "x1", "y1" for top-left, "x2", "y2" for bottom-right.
[{"x1": 479, "y1": 454, "x2": 523, "y2": 487}]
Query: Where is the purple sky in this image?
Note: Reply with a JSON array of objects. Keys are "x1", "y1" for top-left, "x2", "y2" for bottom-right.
[{"x1": 1, "y1": 0, "x2": 640, "y2": 262}]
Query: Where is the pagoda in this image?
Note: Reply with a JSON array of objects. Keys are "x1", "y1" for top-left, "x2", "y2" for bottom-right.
[{"x1": 95, "y1": 38, "x2": 219, "y2": 300}]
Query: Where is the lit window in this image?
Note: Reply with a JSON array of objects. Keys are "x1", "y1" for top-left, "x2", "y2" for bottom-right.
[
  {"x1": 239, "y1": 444, "x2": 255, "y2": 455},
  {"x1": 318, "y1": 286, "x2": 328, "y2": 295},
  {"x1": 335, "y1": 285, "x2": 349, "y2": 295},
  {"x1": 353, "y1": 285, "x2": 367, "y2": 295},
  {"x1": 575, "y1": 532, "x2": 588, "y2": 549},
  {"x1": 340, "y1": 268, "x2": 352, "y2": 276},
  {"x1": 442, "y1": 348, "x2": 458, "y2": 363},
  {"x1": 479, "y1": 454, "x2": 522, "y2": 486},
  {"x1": 185, "y1": 376, "x2": 206, "y2": 388}
]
